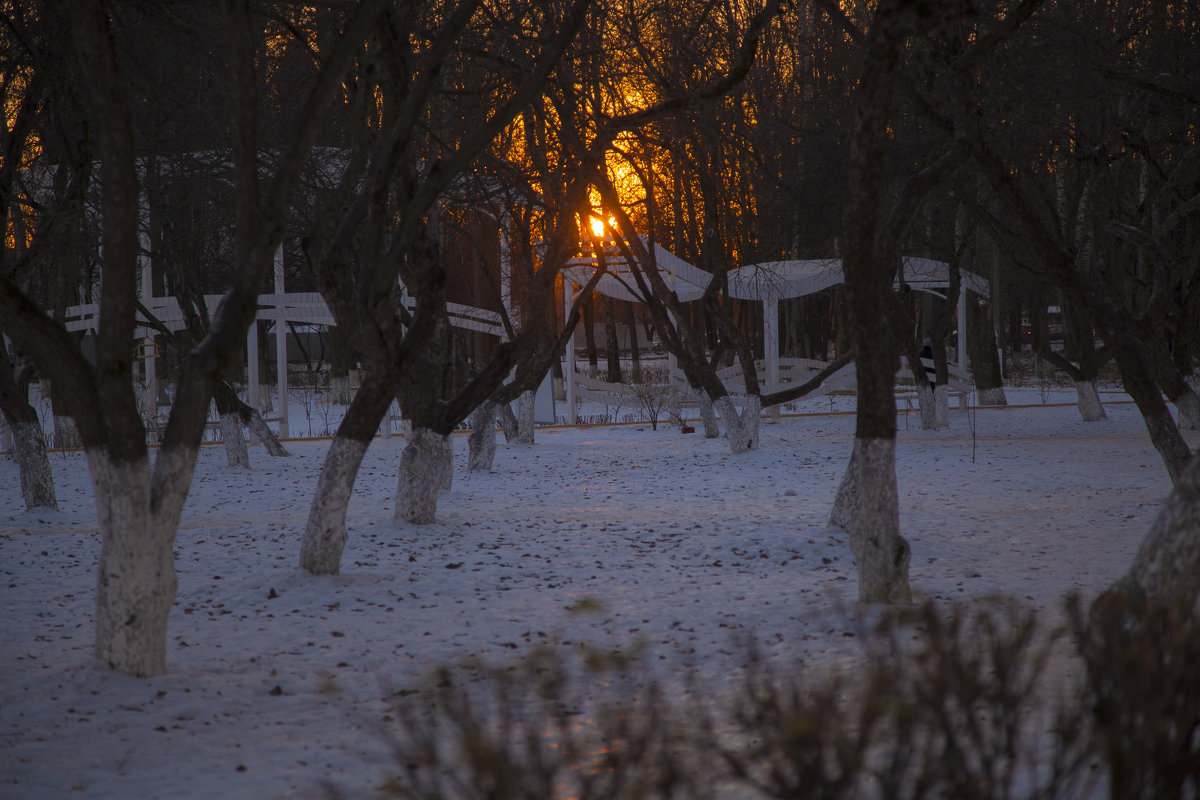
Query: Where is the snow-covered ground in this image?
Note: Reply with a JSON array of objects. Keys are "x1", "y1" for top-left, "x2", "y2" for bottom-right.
[{"x1": 0, "y1": 388, "x2": 1181, "y2": 799}]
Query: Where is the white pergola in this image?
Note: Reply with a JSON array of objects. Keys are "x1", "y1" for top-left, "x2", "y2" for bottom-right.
[
  {"x1": 560, "y1": 239, "x2": 990, "y2": 424},
  {"x1": 57, "y1": 245, "x2": 505, "y2": 438}
]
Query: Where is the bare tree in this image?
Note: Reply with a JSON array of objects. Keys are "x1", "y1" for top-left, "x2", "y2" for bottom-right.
[
  {"x1": 299, "y1": 0, "x2": 593, "y2": 572},
  {"x1": 0, "y1": 0, "x2": 384, "y2": 676}
]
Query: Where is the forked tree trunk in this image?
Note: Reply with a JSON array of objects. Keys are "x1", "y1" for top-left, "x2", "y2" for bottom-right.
[
  {"x1": 830, "y1": 437, "x2": 912, "y2": 604},
  {"x1": 89, "y1": 449, "x2": 181, "y2": 677},
  {"x1": 301, "y1": 375, "x2": 395, "y2": 575},
  {"x1": 467, "y1": 400, "x2": 498, "y2": 472},
  {"x1": 394, "y1": 427, "x2": 451, "y2": 524},
  {"x1": 10, "y1": 419, "x2": 58, "y2": 510},
  {"x1": 715, "y1": 394, "x2": 760, "y2": 453},
  {"x1": 1075, "y1": 380, "x2": 1106, "y2": 422},
  {"x1": 515, "y1": 390, "x2": 535, "y2": 444},
  {"x1": 699, "y1": 392, "x2": 720, "y2": 438}
]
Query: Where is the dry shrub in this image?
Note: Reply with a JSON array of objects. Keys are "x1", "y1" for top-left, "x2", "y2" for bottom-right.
[
  {"x1": 721, "y1": 599, "x2": 1090, "y2": 800},
  {"x1": 371, "y1": 643, "x2": 709, "y2": 800},
  {"x1": 351, "y1": 596, "x2": 1199, "y2": 800}
]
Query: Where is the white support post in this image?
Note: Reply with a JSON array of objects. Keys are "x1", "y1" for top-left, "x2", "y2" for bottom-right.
[
  {"x1": 565, "y1": 282, "x2": 576, "y2": 424},
  {"x1": 274, "y1": 246, "x2": 289, "y2": 438}
]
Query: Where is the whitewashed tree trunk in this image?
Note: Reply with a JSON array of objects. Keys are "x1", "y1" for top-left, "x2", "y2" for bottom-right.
[
  {"x1": 300, "y1": 436, "x2": 370, "y2": 575},
  {"x1": 515, "y1": 390, "x2": 535, "y2": 444},
  {"x1": 699, "y1": 393, "x2": 720, "y2": 438},
  {"x1": 497, "y1": 402, "x2": 519, "y2": 443},
  {"x1": 977, "y1": 386, "x2": 1007, "y2": 405},
  {"x1": 467, "y1": 400, "x2": 498, "y2": 472},
  {"x1": 89, "y1": 450, "x2": 181, "y2": 677},
  {"x1": 830, "y1": 437, "x2": 913, "y2": 604},
  {"x1": 1172, "y1": 389, "x2": 1200, "y2": 431},
  {"x1": 934, "y1": 384, "x2": 950, "y2": 428},
  {"x1": 1075, "y1": 380, "x2": 1107, "y2": 422},
  {"x1": 915, "y1": 384, "x2": 939, "y2": 429},
  {"x1": 244, "y1": 407, "x2": 289, "y2": 456},
  {"x1": 715, "y1": 395, "x2": 760, "y2": 453},
  {"x1": 394, "y1": 427, "x2": 451, "y2": 524},
  {"x1": 12, "y1": 420, "x2": 57, "y2": 509},
  {"x1": 1108, "y1": 451, "x2": 1200, "y2": 609},
  {"x1": 441, "y1": 438, "x2": 453, "y2": 492},
  {"x1": 219, "y1": 412, "x2": 250, "y2": 468}
]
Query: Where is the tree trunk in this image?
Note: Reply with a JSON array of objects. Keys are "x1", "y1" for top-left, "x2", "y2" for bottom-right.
[
  {"x1": 1114, "y1": 338, "x2": 1190, "y2": 483},
  {"x1": 213, "y1": 381, "x2": 289, "y2": 457},
  {"x1": 301, "y1": 436, "x2": 370, "y2": 575},
  {"x1": 89, "y1": 449, "x2": 179, "y2": 677},
  {"x1": 913, "y1": 383, "x2": 937, "y2": 430},
  {"x1": 1107, "y1": 450, "x2": 1200, "y2": 608},
  {"x1": 1144, "y1": 336, "x2": 1200, "y2": 431},
  {"x1": 242, "y1": 402, "x2": 290, "y2": 456},
  {"x1": 966, "y1": 292, "x2": 1007, "y2": 405},
  {"x1": 10, "y1": 419, "x2": 58, "y2": 510},
  {"x1": 467, "y1": 400, "x2": 498, "y2": 472},
  {"x1": 515, "y1": 390, "x2": 535, "y2": 444},
  {"x1": 829, "y1": 0, "x2": 916, "y2": 606},
  {"x1": 626, "y1": 301, "x2": 642, "y2": 383},
  {"x1": 394, "y1": 427, "x2": 451, "y2": 524},
  {"x1": 715, "y1": 394, "x2": 760, "y2": 453},
  {"x1": 1075, "y1": 380, "x2": 1106, "y2": 422},
  {"x1": 699, "y1": 392, "x2": 720, "y2": 438},
  {"x1": 218, "y1": 410, "x2": 250, "y2": 468},
  {"x1": 583, "y1": 296, "x2": 598, "y2": 370},
  {"x1": 831, "y1": 437, "x2": 912, "y2": 604},
  {"x1": 497, "y1": 401, "x2": 519, "y2": 443},
  {"x1": 0, "y1": 347, "x2": 57, "y2": 509},
  {"x1": 214, "y1": 386, "x2": 250, "y2": 468},
  {"x1": 604, "y1": 295, "x2": 622, "y2": 383},
  {"x1": 1174, "y1": 392, "x2": 1200, "y2": 433},
  {"x1": 934, "y1": 384, "x2": 950, "y2": 428},
  {"x1": 301, "y1": 373, "x2": 395, "y2": 575}
]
